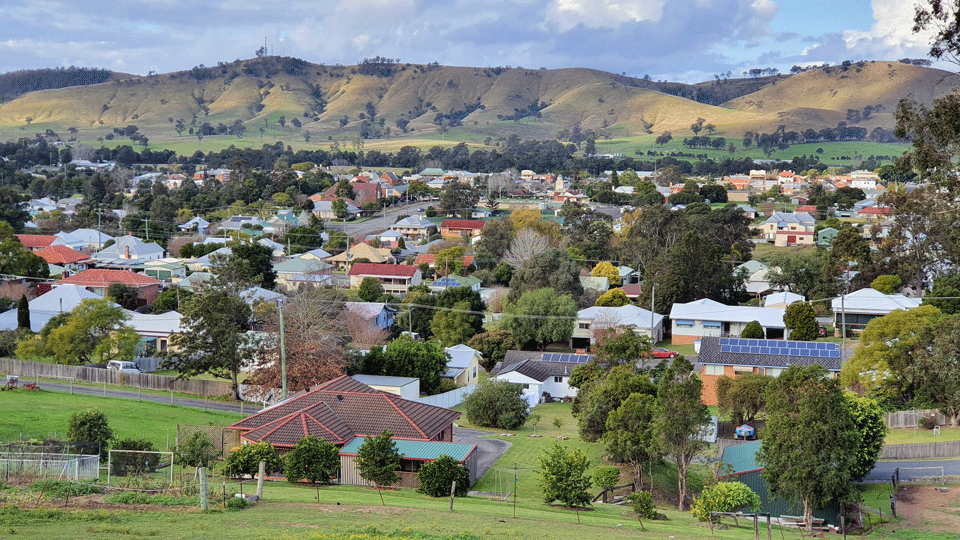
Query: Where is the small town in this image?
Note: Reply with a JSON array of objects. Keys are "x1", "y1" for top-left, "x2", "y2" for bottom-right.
[{"x1": 2, "y1": 1, "x2": 960, "y2": 540}]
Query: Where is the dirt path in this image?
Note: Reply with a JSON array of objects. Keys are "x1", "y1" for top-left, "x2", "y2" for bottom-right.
[{"x1": 892, "y1": 484, "x2": 960, "y2": 532}]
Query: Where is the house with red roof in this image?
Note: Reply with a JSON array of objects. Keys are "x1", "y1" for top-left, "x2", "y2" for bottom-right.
[
  {"x1": 414, "y1": 253, "x2": 476, "y2": 271},
  {"x1": 14, "y1": 234, "x2": 56, "y2": 252},
  {"x1": 35, "y1": 245, "x2": 94, "y2": 273},
  {"x1": 59, "y1": 269, "x2": 162, "y2": 306},
  {"x1": 348, "y1": 263, "x2": 422, "y2": 295},
  {"x1": 229, "y1": 376, "x2": 478, "y2": 487},
  {"x1": 439, "y1": 220, "x2": 485, "y2": 240},
  {"x1": 859, "y1": 206, "x2": 894, "y2": 221}
]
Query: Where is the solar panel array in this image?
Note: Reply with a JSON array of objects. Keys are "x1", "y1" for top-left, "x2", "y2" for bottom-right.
[
  {"x1": 717, "y1": 337, "x2": 840, "y2": 358},
  {"x1": 541, "y1": 353, "x2": 594, "y2": 363},
  {"x1": 433, "y1": 277, "x2": 464, "y2": 287}
]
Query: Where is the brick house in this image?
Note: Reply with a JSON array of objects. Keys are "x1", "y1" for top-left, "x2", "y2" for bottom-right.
[
  {"x1": 697, "y1": 337, "x2": 841, "y2": 405},
  {"x1": 348, "y1": 263, "x2": 422, "y2": 295},
  {"x1": 229, "y1": 376, "x2": 477, "y2": 488},
  {"x1": 58, "y1": 269, "x2": 162, "y2": 306}
]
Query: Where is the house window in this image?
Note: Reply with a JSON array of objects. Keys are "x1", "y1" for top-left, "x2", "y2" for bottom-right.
[
  {"x1": 704, "y1": 365, "x2": 724, "y2": 376},
  {"x1": 578, "y1": 322, "x2": 590, "y2": 330},
  {"x1": 521, "y1": 384, "x2": 529, "y2": 389},
  {"x1": 473, "y1": 366, "x2": 478, "y2": 378},
  {"x1": 554, "y1": 376, "x2": 563, "y2": 383},
  {"x1": 675, "y1": 320, "x2": 694, "y2": 327}
]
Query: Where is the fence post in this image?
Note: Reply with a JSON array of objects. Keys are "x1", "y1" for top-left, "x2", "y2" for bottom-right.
[
  {"x1": 256, "y1": 460, "x2": 266, "y2": 499},
  {"x1": 449, "y1": 480, "x2": 456, "y2": 511},
  {"x1": 199, "y1": 467, "x2": 209, "y2": 510},
  {"x1": 102, "y1": 380, "x2": 106, "y2": 397}
]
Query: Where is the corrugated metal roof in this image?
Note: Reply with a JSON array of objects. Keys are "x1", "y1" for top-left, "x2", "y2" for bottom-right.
[
  {"x1": 339, "y1": 437, "x2": 475, "y2": 462},
  {"x1": 719, "y1": 440, "x2": 762, "y2": 475}
]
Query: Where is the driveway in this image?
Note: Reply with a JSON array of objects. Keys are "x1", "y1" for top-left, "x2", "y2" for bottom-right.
[{"x1": 453, "y1": 427, "x2": 512, "y2": 480}]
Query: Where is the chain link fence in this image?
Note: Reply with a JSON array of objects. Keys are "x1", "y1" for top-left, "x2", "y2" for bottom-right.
[{"x1": 176, "y1": 425, "x2": 241, "y2": 459}]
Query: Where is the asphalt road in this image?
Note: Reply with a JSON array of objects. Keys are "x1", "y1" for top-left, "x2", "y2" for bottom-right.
[
  {"x1": 37, "y1": 381, "x2": 259, "y2": 415},
  {"x1": 326, "y1": 201, "x2": 423, "y2": 241},
  {"x1": 864, "y1": 458, "x2": 960, "y2": 483}
]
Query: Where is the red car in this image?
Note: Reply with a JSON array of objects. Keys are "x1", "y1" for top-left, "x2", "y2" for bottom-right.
[{"x1": 648, "y1": 347, "x2": 679, "y2": 359}]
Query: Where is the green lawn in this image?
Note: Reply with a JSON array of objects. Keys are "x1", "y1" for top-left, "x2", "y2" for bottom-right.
[
  {"x1": 0, "y1": 387, "x2": 241, "y2": 450},
  {"x1": 885, "y1": 426, "x2": 960, "y2": 445}
]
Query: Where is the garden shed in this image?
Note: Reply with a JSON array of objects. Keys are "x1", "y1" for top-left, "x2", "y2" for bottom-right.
[{"x1": 719, "y1": 441, "x2": 840, "y2": 524}]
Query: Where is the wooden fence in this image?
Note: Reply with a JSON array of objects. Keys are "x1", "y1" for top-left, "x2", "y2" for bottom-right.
[
  {"x1": 0, "y1": 358, "x2": 234, "y2": 397},
  {"x1": 880, "y1": 441, "x2": 960, "y2": 460}
]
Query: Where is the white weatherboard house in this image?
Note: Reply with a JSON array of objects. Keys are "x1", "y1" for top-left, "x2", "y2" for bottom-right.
[
  {"x1": 492, "y1": 351, "x2": 593, "y2": 402},
  {"x1": 831, "y1": 287, "x2": 922, "y2": 332},
  {"x1": 572, "y1": 304, "x2": 664, "y2": 348},
  {"x1": 670, "y1": 298, "x2": 786, "y2": 345}
]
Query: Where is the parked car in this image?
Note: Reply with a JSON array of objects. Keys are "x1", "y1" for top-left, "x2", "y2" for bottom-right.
[
  {"x1": 647, "y1": 347, "x2": 679, "y2": 359},
  {"x1": 107, "y1": 360, "x2": 141, "y2": 373}
]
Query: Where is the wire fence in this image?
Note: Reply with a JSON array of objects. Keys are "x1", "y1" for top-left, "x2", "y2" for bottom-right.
[
  {"x1": 0, "y1": 452, "x2": 100, "y2": 482},
  {"x1": 177, "y1": 424, "x2": 242, "y2": 459}
]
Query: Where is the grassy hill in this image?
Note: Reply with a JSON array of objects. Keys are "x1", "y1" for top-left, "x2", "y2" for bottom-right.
[{"x1": 0, "y1": 57, "x2": 952, "y2": 153}]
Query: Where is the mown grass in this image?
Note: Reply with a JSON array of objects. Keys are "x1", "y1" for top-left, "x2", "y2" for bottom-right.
[
  {"x1": 885, "y1": 427, "x2": 960, "y2": 445},
  {"x1": 0, "y1": 388, "x2": 241, "y2": 450}
]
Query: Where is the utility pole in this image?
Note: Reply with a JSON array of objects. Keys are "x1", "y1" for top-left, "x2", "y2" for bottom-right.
[
  {"x1": 650, "y1": 284, "x2": 656, "y2": 345},
  {"x1": 279, "y1": 304, "x2": 287, "y2": 400},
  {"x1": 144, "y1": 217, "x2": 150, "y2": 241}
]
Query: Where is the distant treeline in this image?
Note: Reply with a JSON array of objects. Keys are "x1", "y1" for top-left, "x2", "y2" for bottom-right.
[{"x1": 0, "y1": 67, "x2": 113, "y2": 101}]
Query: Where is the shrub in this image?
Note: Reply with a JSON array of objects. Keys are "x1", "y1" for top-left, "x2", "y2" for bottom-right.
[
  {"x1": 593, "y1": 466, "x2": 620, "y2": 490},
  {"x1": 740, "y1": 320, "x2": 764, "y2": 339},
  {"x1": 224, "y1": 441, "x2": 283, "y2": 478},
  {"x1": 66, "y1": 409, "x2": 113, "y2": 462},
  {"x1": 626, "y1": 491, "x2": 657, "y2": 519},
  {"x1": 284, "y1": 435, "x2": 341, "y2": 484},
  {"x1": 462, "y1": 379, "x2": 529, "y2": 430},
  {"x1": 417, "y1": 455, "x2": 470, "y2": 497},
  {"x1": 174, "y1": 432, "x2": 216, "y2": 468},
  {"x1": 225, "y1": 496, "x2": 251, "y2": 511},
  {"x1": 29, "y1": 480, "x2": 102, "y2": 499},
  {"x1": 690, "y1": 481, "x2": 761, "y2": 522}
]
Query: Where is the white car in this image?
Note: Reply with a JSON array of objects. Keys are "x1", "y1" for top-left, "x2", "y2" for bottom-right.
[{"x1": 107, "y1": 361, "x2": 141, "y2": 373}]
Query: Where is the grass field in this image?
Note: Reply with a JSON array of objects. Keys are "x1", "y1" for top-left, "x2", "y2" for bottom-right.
[{"x1": 0, "y1": 387, "x2": 241, "y2": 450}]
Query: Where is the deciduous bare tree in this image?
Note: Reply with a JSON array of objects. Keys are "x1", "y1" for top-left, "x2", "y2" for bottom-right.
[{"x1": 503, "y1": 228, "x2": 550, "y2": 268}]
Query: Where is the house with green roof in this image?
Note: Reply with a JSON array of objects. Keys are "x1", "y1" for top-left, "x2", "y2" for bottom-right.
[{"x1": 719, "y1": 441, "x2": 840, "y2": 524}]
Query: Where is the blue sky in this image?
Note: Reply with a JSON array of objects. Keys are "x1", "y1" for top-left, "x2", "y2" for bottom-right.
[{"x1": 0, "y1": 0, "x2": 947, "y2": 83}]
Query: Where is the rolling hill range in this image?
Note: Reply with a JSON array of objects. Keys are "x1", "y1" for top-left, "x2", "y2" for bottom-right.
[{"x1": 0, "y1": 57, "x2": 955, "y2": 149}]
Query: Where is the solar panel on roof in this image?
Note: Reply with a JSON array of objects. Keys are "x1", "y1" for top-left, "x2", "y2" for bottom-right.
[{"x1": 543, "y1": 353, "x2": 555, "y2": 362}]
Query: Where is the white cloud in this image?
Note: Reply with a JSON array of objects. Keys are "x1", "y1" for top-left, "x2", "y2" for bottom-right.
[
  {"x1": 842, "y1": 0, "x2": 933, "y2": 57},
  {"x1": 546, "y1": 0, "x2": 667, "y2": 31}
]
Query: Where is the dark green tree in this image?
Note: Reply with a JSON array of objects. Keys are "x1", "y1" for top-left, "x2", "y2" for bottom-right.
[
  {"x1": 358, "y1": 277, "x2": 384, "y2": 302},
  {"x1": 0, "y1": 223, "x2": 49, "y2": 278},
  {"x1": 232, "y1": 242, "x2": 277, "y2": 290},
  {"x1": 435, "y1": 286, "x2": 485, "y2": 336},
  {"x1": 16, "y1": 294, "x2": 29, "y2": 330},
  {"x1": 740, "y1": 320, "x2": 765, "y2": 339},
  {"x1": 462, "y1": 379, "x2": 530, "y2": 430},
  {"x1": 417, "y1": 454, "x2": 470, "y2": 497},
  {"x1": 715, "y1": 372, "x2": 772, "y2": 426},
  {"x1": 501, "y1": 288, "x2": 577, "y2": 350},
  {"x1": 508, "y1": 248, "x2": 583, "y2": 300},
  {"x1": 923, "y1": 273, "x2": 960, "y2": 314},
  {"x1": 283, "y1": 226, "x2": 323, "y2": 252},
  {"x1": 152, "y1": 288, "x2": 194, "y2": 314},
  {"x1": 165, "y1": 290, "x2": 253, "y2": 400},
  {"x1": 0, "y1": 187, "x2": 31, "y2": 233},
  {"x1": 284, "y1": 435, "x2": 341, "y2": 484},
  {"x1": 439, "y1": 183, "x2": 480, "y2": 217},
  {"x1": 577, "y1": 365, "x2": 654, "y2": 442},
  {"x1": 356, "y1": 430, "x2": 402, "y2": 490},
  {"x1": 603, "y1": 392, "x2": 658, "y2": 488},
  {"x1": 757, "y1": 365, "x2": 858, "y2": 532},
  {"x1": 655, "y1": 357, "x2": 710, "y2": 510},
  {"x1": 537, "y1": 443, "x2": 592, "y2": 508},
  {"x1": 784, "y1": 302, "x2": 818, "y2": 341},
  {"x1": 468, "y1": 330, "x2": 517, "y2": 372},
  {"x1": 106, "y1": 282, "x2": 140, "y2": 310}
]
